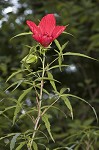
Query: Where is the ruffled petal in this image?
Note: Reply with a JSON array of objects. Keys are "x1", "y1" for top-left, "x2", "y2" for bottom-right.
[
  {"x1": 26, "y1": 20, "x2": 41, "y2": 35},
  {"x1": 32, "y1": 34, "x2": 41, "y2": 43},
  {"x1": 38, "y1": 14, "x2": 56, "y2": 36},
  {"x1": 52, "y1": 26, "x2": 66, "y2": 40}
]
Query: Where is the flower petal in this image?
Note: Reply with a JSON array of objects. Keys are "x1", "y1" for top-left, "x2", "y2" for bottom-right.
[
  {"x1": 40, "y1": 36, "x2": 53, "y2": 47},
  {"x1": 26, "y1": 20, "x2": 41, "y2": 35},
  {"x1": 39, "y1": 14, "x2": 56, "y2": 36},
  {"x1": 33, "y1": 34, "x2": 41, "y2": 43},
  {"x1": 52, "y1": 26, "x2": 66, "y2": 40}
]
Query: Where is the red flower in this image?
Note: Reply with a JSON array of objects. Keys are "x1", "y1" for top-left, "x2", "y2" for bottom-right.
[{"x1": 26, "y1": 14, "x2": 66, "y2": 47}]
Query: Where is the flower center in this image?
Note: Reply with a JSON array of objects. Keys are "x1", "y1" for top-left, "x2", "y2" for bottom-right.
[
  {"x1": 43, "y1": 33, "x2": 52, "y2": 38},
  {"x1": 41, "y1": 34, "x2": 53, "y2": 47}
]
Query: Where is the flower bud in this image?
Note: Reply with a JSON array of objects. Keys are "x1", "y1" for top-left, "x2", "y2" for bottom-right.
[{"x1": 22, "y1": 54, "x2": 38, "y2": 64}]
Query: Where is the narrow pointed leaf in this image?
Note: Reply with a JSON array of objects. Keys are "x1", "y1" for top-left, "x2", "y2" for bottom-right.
[
  {"x1": 42, "y1": 114, "x2": 55, "y2": 142},
  {"x1": 62, "y1": 41, "x2": 69, "y2": 51},
  {"x1": 18, "y1": 86, "x2": 33, "y2": 103},
  {"x1": 63, "y1": 31, "x2": 74, "y2": 37},
  {"x1": 65, "y1": 94, "x2": 98, "y2": 122},
  {"x1": 61, "y1": 96, "x2": 73, "y2": 119},
  {"x1": 2, "y1": 106, "x2": 16, "y2": 114},
  {"x1": 48, "y1": 64, "x2": 69, "y2": 71},
  {"x1": 10, "y1": 133, "x2": 21, "y2": 150},
  {"x1": 33, "y1": 141, "x2": 38, "y2": 150},
  {"x1": 15, "y1": 142, "x2": 26, "y2": 150},
  {"x1": 13, "y1": 86, "x2": 33, "y2": 124},
  {"x1": 54, "y1": 39, "x2": 61, "y2": 51},
  {"x1": 6, "y1": 80, "x2": 23, "y2": 92},
  {"x1": 47, "y1": 71, "x2": 57, "y2": 92},
  {"x1": 35, "y1": 77, "x2": 60, "y2": 83},
  {"x1": 12, "y1": 80, "x2": 24, "y2": 92},
  {"x1": 54, "y1": 49, "x2": 59, "y2": 54},
  {"x1": 6, "y1": 80, "x2": 22, "y2": 91},
  {"x1": 6, "y1": 69, "x2": 26, "y2": 82},
  {"x1": 63, "y1": 52, "x2": 97, "y2": 61},
  {"x1": 10, "y1": 32, "x2": 32, "y2": 41},
  {"x1": 0, "y1": 133, "x2": 16, "y2": 141},
  {"x1": 60, "y1": 88, "x2": 67, "y2": 94},
  {"x1": 41, "y1": 105, "x2": 67, "y2": 118}
]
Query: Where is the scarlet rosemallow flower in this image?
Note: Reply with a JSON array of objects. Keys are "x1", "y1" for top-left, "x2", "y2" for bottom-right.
[{"x1": 26, "y1": 14, "x2": 66, "y2": 47}]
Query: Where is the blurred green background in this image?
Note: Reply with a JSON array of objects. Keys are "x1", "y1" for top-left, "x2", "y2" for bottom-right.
[{"x1": 0, "y1": 0, "x2": 99, "y2": 149}]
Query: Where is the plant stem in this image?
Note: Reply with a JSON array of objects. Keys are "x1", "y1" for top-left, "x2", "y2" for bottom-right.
[{"x1": 29, "y1": 53, "x2": 45, "y2": 150}]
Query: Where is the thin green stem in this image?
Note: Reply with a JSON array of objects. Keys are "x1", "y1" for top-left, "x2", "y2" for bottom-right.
[
  {"x1": 29, "y1": 53, "x2": 45, "y2": 150},
  {"x1": 41, "y1": 97, "x2": 60, "y2": 116}
]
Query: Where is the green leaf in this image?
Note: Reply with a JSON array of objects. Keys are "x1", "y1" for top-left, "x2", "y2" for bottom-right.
[
  {"x1": 63, "y1": 52, "x2": 97, "y2": 61},
  {"x1": 12, "y1": 80, "x2": 24, "y2": 92},
  {"x1": 33, "y1": 141, "x2": 38, "y2": 150},
  {"x1": 13, "y1": 86, "x2": 33, "y2": 124},
  {"x1": 15, "y1": 142, "x2": 26, "y2": 150},
  {"x1": 13, "y1": 103, "x2": 22, "y2": 125},
  {"x1": 0, "y1": 133, "x2": 16, "y2": 141},
  {"x1": 7, "y1": 98, "x2": 18, "y2": 103},
  {"x1": 6, "y1": 69, "x2": 26, "y2": 82},
  {"x1": 0, "y1": 111, "x2": 3, "y2": 115},
  {"x1": 65, "y1": 94, "x2": 98, "y2": 122},
  {"x1": 41, "y1": 105, "x2": 67, "y2": 118},
  {"x1": 18, "y1": 86, "x2": 33, "y2": 103},
  {"x1": 63, "y1": 31, "x2": 74, "y2": 37},
  {"x1": 47, "y1": 71, "x2": 57, "y2": 92},
  {"x1": 6, "y1": 80, "x2": 23, "y2": 91},
  {"x1": 61, "y1": 96, "x2": 73, "y2": 119},
  {"x1": 35, "y1": 77, "x2": 60, "y2": 83},
  {"x1": 42, "y1": 114, "x2": 55, "y2": 142},
  {"x1": 62, "y1": 41, "x2": 69, "y2": 51},
  {"x1": 60, "y1": 87, "x2": 70, "y2": 94},
  {"x1": 54, "y1": 39, "x2": 61, "y2": 51},
  {"x1": 24, "y1": 45, "x2": 32, "y2": 49},
  {"x1": 2, "y1": 106, "x2": 16, "y2": 114},
  {"x1": 54, "y1": 40, "x2": 68, "y2": 71},
  {"x1": 53, "y1": 146, "x2": 73, "y2": 150},
  {"x1": 54, "y1": 49, "x2": 59, "y2": 54},
  {"x1": 10, "y1": 133, "x2": 21, "y2": 150},
  {"x1": 47, "y1": 64, "x2": 69, "y2": 71},
  {"x1": 10, "y1": 32, "x2": 32, "y2": 41}
]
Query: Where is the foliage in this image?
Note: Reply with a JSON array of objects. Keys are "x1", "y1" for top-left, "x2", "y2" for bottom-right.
[{"x1": 0, "y1": 0, "x2": 99, "y2": 149}]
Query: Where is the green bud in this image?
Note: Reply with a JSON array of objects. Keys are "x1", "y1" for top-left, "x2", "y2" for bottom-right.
[{"x1": 22, "y1": 54, "x2": 38, "y2": 64}]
